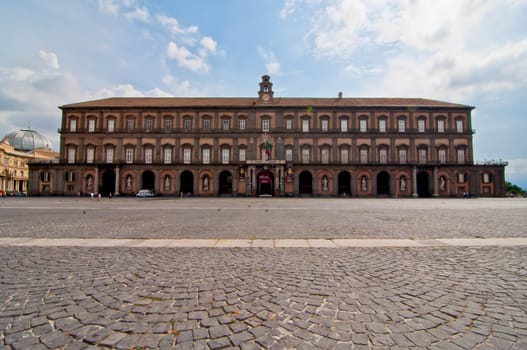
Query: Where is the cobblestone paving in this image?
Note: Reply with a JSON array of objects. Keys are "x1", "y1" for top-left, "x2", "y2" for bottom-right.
[
  {"x1": 1, "y1": 198, "x2": 526, "y2": 239},
  {"x1": 1, "y1": 246, "x2": 526, "y2": 349}
]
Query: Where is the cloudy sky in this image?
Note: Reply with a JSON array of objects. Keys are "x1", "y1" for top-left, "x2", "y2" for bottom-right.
[{"x1": 1, "y1": 0, "x2": 526, "y2": 188}]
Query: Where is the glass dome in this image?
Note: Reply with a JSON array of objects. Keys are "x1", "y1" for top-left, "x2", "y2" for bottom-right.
[{"x1": 3, "y1": 129, "x2": 53, "y2": 152}]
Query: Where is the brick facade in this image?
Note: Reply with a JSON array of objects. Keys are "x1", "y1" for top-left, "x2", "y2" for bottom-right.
[{"x1": 28, "y1": 76, "x2": 506, "y2": 197}]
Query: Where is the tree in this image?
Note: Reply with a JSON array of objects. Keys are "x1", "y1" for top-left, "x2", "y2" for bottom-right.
[{"x1": 505, "y1": 181, "x2": 527, "y2": 196}]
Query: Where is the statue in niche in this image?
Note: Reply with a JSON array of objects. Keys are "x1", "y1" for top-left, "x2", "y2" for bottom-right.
[
  {"x1": 87, "y1": 175, "x2": 93, "y2": 191},
  {"x1": 322, "y1": 176, "x2": 329, "y2": 191},
  {"x1": 440, "y1": 176, "x2": 446, "y2": 191},
  {"x1": 361, "y1": 176, "x2": 368, "y2": 191},
  {"x1": 400, "y1": 176, "x2": 407, "y2": 191},
  {"x1": 126, "y1": 175, "x2": 132, "y2": 190},
  {"x1": 203, "y1": 175, "x2": 209, "y2": 191},
  {"x1": 164, "y1": 176, "x2": 171, "y2": 191}
]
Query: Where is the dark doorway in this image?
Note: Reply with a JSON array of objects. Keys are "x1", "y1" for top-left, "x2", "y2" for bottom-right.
[
  {"x1": 257, "y1": 170, "x2": 274, "y2": 196},
  {"x1": 219, "y1": 170, "x2": 233, "y2": 195},
  {"x1": 338, "y1": 171, "x2": 351, "y2": 196},
  {"x1": 417, "y1": 171, "x2": 431, "y2": 197},
  {"x1": 141, "y1": 170, "x2": 155, "y2": 191},
  {"x1": 299, "y1": 171, "x2": 313, "y2": 195},
  {"x1": 377, "y1": 171, "x2": 390, "y2": 196},
  {"x1": 180, "y1": 171, "x2": 193, "y2": 195},
  {"x1": 101, "y1": 170, "x2": 115, "y2": 195}
]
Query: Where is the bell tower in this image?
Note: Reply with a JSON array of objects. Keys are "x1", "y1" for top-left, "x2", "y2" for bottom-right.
[{"x1": 258, "y1": 75, "x2": 273, "y2": 102}]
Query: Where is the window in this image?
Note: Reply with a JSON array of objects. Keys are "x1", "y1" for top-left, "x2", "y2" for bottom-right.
[
  {"x1": 203, "y1": 119, "x2": 211, "y2": 131},
  {"x1": 184, "y1": 118, "x2": 192, "y2": 131},
  {"x1": 437, "y1": 119, "x2": 445, "y2": 133},
  {"x1": 222, "y1": 119, "x2": 229, "y2": 131},
  {"x1": 145, "y1": 118, "x2": 153, "y2": 132},
  {"x1": 286, "y1": 119, "x2": 292, "y2": 130},
  {"x1": 418, "y1": 119, "x2": 425, "y2": 133},
  {"x1": 340, "y1": 148, "x2": 349, "y2": 164},
  {"x1": 456, "y1": 119, "x2": 464, "y2": 133},
  {"x1": 66, "y1": 171, "x2": 74, "y2": 183},
  {"x1": 379, "y1": 119, "x2": 386, "y2": 133},
  {"x1": 202, "y1": 148, "x2": 210, "y2": 164},
  {"x1": 262, "y1": 119, "x2": 270, "y2": 132},
  {"x1": 302, "y1": 148, "x2": 310, "y2": 164},
  {"x1": 164, "y1": 147, "x2": 172, "y2": 164},
  {"x1": 483, "y1": 173, "x2": 490, "y2": 183},
  {"x1": 321, "y1": 148, "x2": 329, "y2": 164},
  {"x1": 41, "y1": 172, "x2": 50, "y2": 182},
  {"x1": 106, "y1": 147, "x2": 114, "y2": 163},
  {"x1": 222, "y1": 148, "x2": 230, "y2": 164},
  {"x1": 107, "y1": 119, "x2": 115, "y2": 132},
  {"x1": 88, "y1": 119, "x2": 96, "y2": 132},
  {"x1": 239, "y1": 148, "x2": 246, "y2": 162},
  {"x1": 340, "y1": 119, "x2": 348, "y2": 132},
  {"x1": 67, "y1": 146, "x2": 76, "y2": 164},
  {"x1": 321, "y1": 119, "x2": 329, "y2": 132},
  {"x1": 398, "y1": 119, "x2": 406, "y2": 132},
  {"x1": 360, "y1": 119, "x2": 367, "y2": 132},
  {"x1": 418, "y1": 148, "x2": 427, "y2": 164},
  {"x1": 86, "y1": 147, "x2": 95, "y2": 164},
  {"x1": 302, "y1": 119, "x2": 309, "y2": 132},
  {"x1": 165, "y1": 118, "x2": 173, "y2": 131},
  {"x1": 69, "y1": 119, "x2": 77, "y2": 132},
  {"x1": 438, "y1": 149, "x2": 446, "y2": 164},
  {"x1": 239, "y1": 119, "x2": 246, "y2": 130},
  {"x1": 285, "y1": 148, "x2": 293, "y2": 162},
  {"x1": 183, "y1": 148, "x2": 191, "y2": 164},
  {"x1": 125, "y1": 148, "x2": 133, "y2": 164},
  {"x1": 144, "y1": 148, "x2": 153, "y2": 164},
  {"x1": 360, "y1": 148, "x2": 368, "y2": 164},
  {"x1": 398, "y1": 148, "x2": 407, "y2": 164},
  {"x1": 457, "y1": 148, "x2": 465, "y2": 163},
  {"x1": 127, "y1": 119, "x2": 134, "y2": 131},
  {"x1": 379, "y1": 148, "x2": 388, "y2": 164},
  {"x1": 458, "y1": 173, "x2": 465, "y2": 183}
]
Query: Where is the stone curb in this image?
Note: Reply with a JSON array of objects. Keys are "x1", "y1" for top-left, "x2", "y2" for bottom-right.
[{"x1": 1, "y1": 237, "x2": 526, "y2": 248}]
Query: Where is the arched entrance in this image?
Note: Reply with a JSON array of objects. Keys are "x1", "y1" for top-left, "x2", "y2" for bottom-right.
[
  {"x1": 101, "y1": 170, "x2": 115, "y2": 195},
  {"x1": 417, "y1": 171, "x2": 431, "y2": 197},
  {"x1": 299, "y1": 171, "x2": 313, "y2": 196},
  {"x1": 219, "y1": 170, "x2": 233, "y2": 196},
  {"x1": 180, "y1": 171, "x2": 194, "y2": 195},
  {"x1": 377, "y1": 171, "x2": 390, "y2": 196},
  {"x1": 257, "y1": 170, "x2": 274, "y2": 196},
  {"x1": 141, "y1": 170, "x2": 155, "y2": 191},
  {"x1": 338, "y1": 171, "x2": 351, "y2": 196}
]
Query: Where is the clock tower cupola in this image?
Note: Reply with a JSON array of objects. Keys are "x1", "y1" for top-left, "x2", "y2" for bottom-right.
[{"x1": 258, "y1": 75, "x2": 274, "y2": 102}]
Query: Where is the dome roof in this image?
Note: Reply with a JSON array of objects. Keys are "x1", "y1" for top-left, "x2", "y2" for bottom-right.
[{"x1": 3, "y1": 129, "x2": 53, "y2": 152}]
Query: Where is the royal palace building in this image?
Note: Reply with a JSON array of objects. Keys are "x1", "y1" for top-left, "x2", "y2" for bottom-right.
[{"x1": 28, "y1": 75, "x2": 506, "y2": 197}]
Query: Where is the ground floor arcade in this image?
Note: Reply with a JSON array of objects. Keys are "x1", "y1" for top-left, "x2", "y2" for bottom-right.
[{"x1": 28, "y1": 162, "x2": 506, "y2": 197}]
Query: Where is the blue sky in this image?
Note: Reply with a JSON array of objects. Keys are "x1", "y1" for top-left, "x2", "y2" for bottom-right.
[{"x1": 1, "y1": 0, "x2": 526, "y2": 189}]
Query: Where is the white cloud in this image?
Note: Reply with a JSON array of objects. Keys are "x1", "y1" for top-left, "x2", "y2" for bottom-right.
[
  {"x1": 162, "y1": 74, "x2": 204, "y2": 96},
  {"x1": 38, "y1": 50, "x2": 59, "y2": 70},
  {"x1": 98, "y1": 0, "x2": 120, "y2": 15},
  {"x1": 125, "y1": 6, "x2": 150, "y2": 22},
  {"x1": 157, "y1": 15, "x2": 198, "y2": 35},
  {"x1": 200, "y1": 37, "x2": 217, "y2": 56},
  {"x1": 258, "y1": 48, "x2": 281, "y2": 75},
  {"x1": 166, "y1": 42, "x2": 210, "y2": 73}
]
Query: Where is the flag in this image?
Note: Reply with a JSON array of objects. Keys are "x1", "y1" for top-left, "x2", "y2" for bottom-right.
[{"x1": 265, "y1": 140, "x2": 271, "y2": 160}]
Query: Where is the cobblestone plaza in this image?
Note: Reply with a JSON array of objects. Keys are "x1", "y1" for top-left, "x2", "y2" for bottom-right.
[{"x1": 1, "y1": 198, "x2": 526, "y2": 349}]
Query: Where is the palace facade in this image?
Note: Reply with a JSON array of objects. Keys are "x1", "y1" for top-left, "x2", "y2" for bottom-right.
[
  {"x1": 1, "y1": 130, "x2": 58, "y2": 196},
  {"x1": 28, "y1": 75, "x2": 506, "y2": 197}
]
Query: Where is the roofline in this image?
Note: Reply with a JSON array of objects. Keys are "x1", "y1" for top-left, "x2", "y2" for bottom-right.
[{"x1": 59, "y1": 97, "x2": 474, "y2": 110}]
